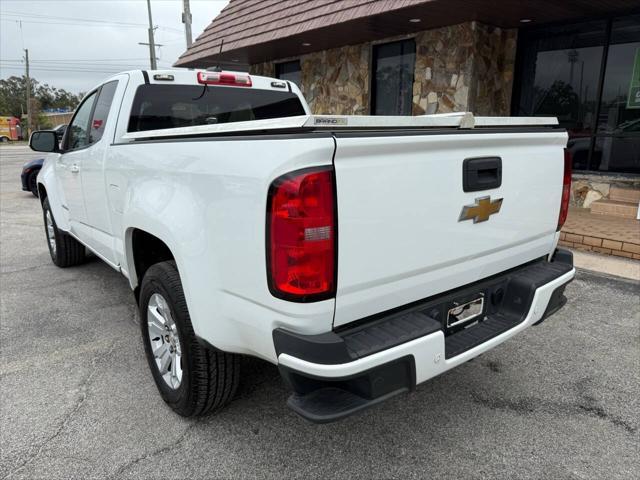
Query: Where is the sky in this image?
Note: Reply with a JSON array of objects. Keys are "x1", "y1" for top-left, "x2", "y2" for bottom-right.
[{"x1": 0, "y1": 0, "x2": 229, "y2": 93}]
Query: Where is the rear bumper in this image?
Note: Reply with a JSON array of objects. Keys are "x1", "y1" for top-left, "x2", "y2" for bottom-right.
[{"x1": 275, "y1": 250, "x2": 575, "y2": 423}]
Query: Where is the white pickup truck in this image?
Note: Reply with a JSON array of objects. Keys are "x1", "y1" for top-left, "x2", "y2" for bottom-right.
[{"x1": 29, "y1": 69, "x2": 575, "y2": 423}]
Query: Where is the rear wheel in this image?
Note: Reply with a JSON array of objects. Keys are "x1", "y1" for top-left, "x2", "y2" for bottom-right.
[
  {"x1": 42, "y1": 198, "x2": 85, "y2": 267},
  {"x1": 139, "y1": 261, "x2": 240, "y2": 417}
]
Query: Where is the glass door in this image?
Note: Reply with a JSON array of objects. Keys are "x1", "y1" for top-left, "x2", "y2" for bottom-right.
[{"x1": 592, "y1": 16, "x2": 640, "y2": 174}]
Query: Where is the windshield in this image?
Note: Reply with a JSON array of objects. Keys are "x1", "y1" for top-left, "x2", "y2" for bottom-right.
[{"x1": 128, "y1": 84, "x2": 306, "y2": 132}]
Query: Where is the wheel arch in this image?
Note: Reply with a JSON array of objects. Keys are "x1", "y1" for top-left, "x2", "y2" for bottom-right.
[
  {"x1": 125, "y1": 227, "x2": 176, "y2": 300},
  {"x1": 36, "y1": 160, "x2": 71, "y2": 231},
  {"x1": 37, "y1": 182, "x2": 47, "y2": 203}
]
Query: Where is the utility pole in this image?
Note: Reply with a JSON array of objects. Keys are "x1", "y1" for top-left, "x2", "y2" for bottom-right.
[
  {"x1": 182, "y1": 0, "x2": 193, "y2": 48},
  {"x1": 145, "y1": 0, "x2": 157, "y2": 69},
  {"x1": 24, "y1": 49, "x2": 32, "y2": 137}
]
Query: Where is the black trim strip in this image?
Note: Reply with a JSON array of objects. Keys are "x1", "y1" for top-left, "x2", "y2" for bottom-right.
[
  {"x1": 331, "y1": 126, "x2": 565, "y2": 138},
  {"x1": 141, "y1": 70, "x2": 150, "y2": 84},
  {"x1": 113, "y1": 126, "x2": 565, "y2": 145},
  {"x1": 111, "y1": 130, "x2": 334, "y2": 145}
]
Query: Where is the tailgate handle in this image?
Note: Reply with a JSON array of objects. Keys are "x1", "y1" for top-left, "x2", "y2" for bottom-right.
[{"x1": 463, "y1": 157, "x2": 502, "y2": 192}]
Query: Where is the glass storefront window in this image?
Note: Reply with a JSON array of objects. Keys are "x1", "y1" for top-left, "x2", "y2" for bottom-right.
[
  {"x1": 515, "y1": 15, "x2": 640, "y2": 175},
  {"x1": 371, "y1": 39, "x2": 416, "y2": 116},
  {"x1": 516, "y1": 21, "x2": 606, "y2": 136},
  {"x1": 593, "y1": 16, "x2": 640, "y2": 173},
  {"x1": 592, "y1": 136, "x2": 640, "y2": 173},
  {"x1": 531, "y1": 46, "x2": 603, "y2": 143},
  {"x1": 275, "y1": 60, "x2": 302, "y2": 87}
]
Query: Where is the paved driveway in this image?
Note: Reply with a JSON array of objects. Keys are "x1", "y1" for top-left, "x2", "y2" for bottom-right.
[{"x1": 1, "y1": 145, "x2": 638, "y2": 479}]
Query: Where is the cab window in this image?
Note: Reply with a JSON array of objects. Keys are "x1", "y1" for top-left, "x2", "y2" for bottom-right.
[
  {"x1": 66, "y1": 92, "x2": 97, "y2": 151},
  {"x1": 127, "y1": 84, "x2": 306, "y2": 132}
]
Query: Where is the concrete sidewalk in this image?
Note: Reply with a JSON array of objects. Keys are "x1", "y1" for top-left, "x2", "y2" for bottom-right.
[{"x1": 571, "y1": 248, "x2": 640, "y2": 281}]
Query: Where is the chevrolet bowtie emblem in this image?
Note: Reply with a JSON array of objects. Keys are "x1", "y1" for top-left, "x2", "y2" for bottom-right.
[{"x1": 459, "y1": 196, "x2": 503, "y2": 223}]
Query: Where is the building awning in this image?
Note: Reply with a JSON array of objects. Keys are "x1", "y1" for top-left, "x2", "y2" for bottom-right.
[{"x1": 174, "y1": 0, "x2": 638, "y2": 68}]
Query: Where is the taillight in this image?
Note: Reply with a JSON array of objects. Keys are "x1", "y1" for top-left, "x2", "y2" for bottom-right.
[
  {"x1": 557, "y1": 149, "x2": 572, "y2": 231},
  {"x1": 267, "y1": 167, "x2": 336, "y2": 301},
  {"x1": 197, "y1": 71, "x2": 252, "y2": 87}
]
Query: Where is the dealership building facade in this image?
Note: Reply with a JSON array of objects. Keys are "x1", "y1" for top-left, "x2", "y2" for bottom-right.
[{"x1": 176, "y1": 0, "x2": 640, "y2": 206}]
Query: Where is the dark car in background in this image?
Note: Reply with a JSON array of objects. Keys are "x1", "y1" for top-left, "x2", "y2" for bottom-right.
[{"x1": 21, "y1": 157, "x2": 45, "y2": 197}]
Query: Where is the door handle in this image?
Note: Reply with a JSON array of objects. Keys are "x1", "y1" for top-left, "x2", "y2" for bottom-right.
[
  {"x1": 70, "y1": 164, "x2": 80, "y2": 173},
  {"x1": 463, "y1": 157, "x2": 502, "y2": 192}
]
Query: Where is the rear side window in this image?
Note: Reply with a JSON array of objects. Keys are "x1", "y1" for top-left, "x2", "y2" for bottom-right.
[
  {"x1": 89, "y1": 80, "x2": 118, "y2": 144},
  {"x1": 127, "y1": 84, "x2": 306, "y2": 132}
]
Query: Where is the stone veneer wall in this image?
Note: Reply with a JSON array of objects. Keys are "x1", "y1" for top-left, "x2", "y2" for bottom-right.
[
  {"x1": 571, "y1": 173, "x2": 640, "y2": 208},
  {"x1": 252, "y1": 44, "x2": 370, "y2": 115},
  {"x1": 469, "y1": 23, "x2": 518, "y2": 116},
  {"x1": 301, "y1": 45, "x2": 370, "y2": 115},
  {"x1": 250, "y1": 21, "x2": 516, "y2": 116}
]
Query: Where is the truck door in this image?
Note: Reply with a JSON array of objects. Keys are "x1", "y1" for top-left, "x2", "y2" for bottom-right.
[
  {"x1": 56, "y1": 91, "x2": 97, "y2": 232},
  {"x1": 79, "y1": 80, "x2": 120, "y2": 265}
]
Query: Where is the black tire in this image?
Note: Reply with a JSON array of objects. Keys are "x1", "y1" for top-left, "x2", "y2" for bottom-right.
[
  {"x1": 139, "y1": 261, "x2": 240, "y2": 417},
  {"x1": 42, "y1": 197, "x2": 85, "y2": 267},
  {"x1": 28, "y1": 170, "x2": 39, "y2": 197}
]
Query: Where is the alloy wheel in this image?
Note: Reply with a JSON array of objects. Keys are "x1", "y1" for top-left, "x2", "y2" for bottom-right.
[{"x1": 147, "y1": 293, "x2": 183, "y2": 389}]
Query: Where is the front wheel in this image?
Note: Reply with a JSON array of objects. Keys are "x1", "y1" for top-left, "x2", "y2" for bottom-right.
[
  {"x1": 42, "y1": 198, "x2": 85, "y2": 267},
  {"x1": 139, "y1": 261, "x2": 240, "y2": 417}
]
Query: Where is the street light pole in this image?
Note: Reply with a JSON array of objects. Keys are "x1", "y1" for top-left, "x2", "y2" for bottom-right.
[
  {"x1": 182, "y1": 0, "x2": 193, "y2": 48},
  {"x1": 146, "y1": 0, "x2": 157, "y2": 69},
  {"x1": 24, "y1": 48, "x2": 32, "y2": 137}
]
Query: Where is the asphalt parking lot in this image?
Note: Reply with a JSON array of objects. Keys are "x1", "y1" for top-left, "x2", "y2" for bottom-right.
[{"x1": 1, "y1": 144, "x2": 638, "y2": 479}]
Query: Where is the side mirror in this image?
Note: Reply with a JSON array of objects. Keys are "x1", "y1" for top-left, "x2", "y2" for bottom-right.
[{"x1": 29, "y1": 131, "x2": 59, "y2": 153}]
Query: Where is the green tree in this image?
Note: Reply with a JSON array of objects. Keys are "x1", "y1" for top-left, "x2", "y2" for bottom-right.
[
  {"x1": 0, "y1": 76, "x2": 31, "y2": 117},
  {"x1": 0, "y1": 75, "x2": 82, "y2": 117}
]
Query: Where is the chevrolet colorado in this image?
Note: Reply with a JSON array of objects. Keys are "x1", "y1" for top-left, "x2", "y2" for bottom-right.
[{"x1": 29, "y1": 69, "x2": 575, "y2": 423}]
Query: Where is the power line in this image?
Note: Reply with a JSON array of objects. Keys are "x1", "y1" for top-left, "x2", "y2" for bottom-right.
[
  {"x1": 0, "y1": 18, "x2": 182, "y2": 34},
  {"x1": 2, "y1": 11, "x2": 147, "y2": 27},
  {"x1": 2, "y1": 11, "x2": 183, "y2": 32},
  {"x1": 0, "y1": 67, "x2": 135, "y2": 75},
  {"x1": 2, "y1": 61, "x2": 152, "y2": 67},
  {"x1": 1, "y1": 58, "x2": 155, "y2": 63},
  {"x1": 0, "y1": 64, "x2": 138, "y2": 71}
]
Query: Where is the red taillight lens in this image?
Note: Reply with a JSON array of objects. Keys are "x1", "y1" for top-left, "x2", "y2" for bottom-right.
[
  {"x1": 267, "y1": 167, "x2": 336, "y2": 301},
  {"x1": 557, "y1": 149, "x2": 572, "y2": 231}
]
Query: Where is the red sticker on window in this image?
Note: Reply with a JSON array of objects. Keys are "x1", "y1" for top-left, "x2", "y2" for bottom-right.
[{"x1": 92, "y1": 119, "x2": 103, "y2": 129}]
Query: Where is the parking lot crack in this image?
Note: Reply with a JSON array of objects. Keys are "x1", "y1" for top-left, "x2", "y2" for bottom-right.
[
  {"x1": 108, "y1": 422, "x2": 196, "y2": 479},
  {"x1": 2, "y1": 341, "x2": 118, "y2": 480},
  {"x1": 471, "y1": 392, "x2": 637, "y2": 435},
  {"x1": 1, "y1": 264, "x2": 50, "y2": 275}
]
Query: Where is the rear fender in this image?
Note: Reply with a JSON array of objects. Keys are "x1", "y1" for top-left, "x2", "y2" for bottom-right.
[{"x1": 120, "y1": 180, "x2": 205, "y2": 338}]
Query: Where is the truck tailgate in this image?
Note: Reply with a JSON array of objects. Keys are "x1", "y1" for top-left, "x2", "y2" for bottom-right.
[{"x1": 332, "y1": 129, "x2": 568, "y2": 327}]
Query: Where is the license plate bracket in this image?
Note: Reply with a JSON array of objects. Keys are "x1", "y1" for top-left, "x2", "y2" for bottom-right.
[{"x1": 446, "y1": 294, "x2": 485, "y2": 329}]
